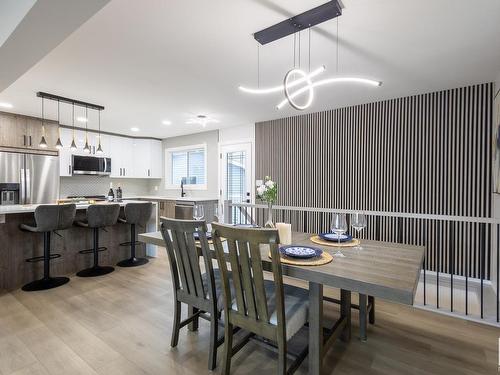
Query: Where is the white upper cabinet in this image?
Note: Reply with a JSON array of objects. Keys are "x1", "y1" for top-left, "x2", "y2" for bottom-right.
[
  {"x1": 59, "y1": 130, "x2": 162, "y2": 179},
  {"x1": 131, "y1": 139, "x2": 163, "y2": 179},
  {"x1": 150, "y1": 140, "x2": 163, "y2": 179}
]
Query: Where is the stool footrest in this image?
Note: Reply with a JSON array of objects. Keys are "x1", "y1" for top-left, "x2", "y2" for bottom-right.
[
  {"x1": 79, "y1": 247, "x2": 107, "y2": 255},
  {"x1": 26, "y1": 253, "x2": 61, "y2": 263}
]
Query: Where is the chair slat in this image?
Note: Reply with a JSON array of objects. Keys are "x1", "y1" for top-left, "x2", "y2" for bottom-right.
[
  {"x1": 186, "y1": 233, "x2": 206, "y2": 298},
  {"x1": 249, "y1": 242, "x2": 269, "y2": 322},
  {"x1": 172, "y1": 231, "x2": 197, "y2": 295},
  {"x1": 237, "y1": 240, "x2": 257, "y2": 319},
  {"x1": 227, "y1": 239, "x2": 246, "y2": 315},
  {"x1": 170, "y1": 230, "x2": 190, "y2": 293}
]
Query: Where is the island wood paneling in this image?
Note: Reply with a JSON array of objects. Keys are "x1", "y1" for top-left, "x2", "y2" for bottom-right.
[{"x1": 256, "y1": 83, "x2": 493, "y2": 279}]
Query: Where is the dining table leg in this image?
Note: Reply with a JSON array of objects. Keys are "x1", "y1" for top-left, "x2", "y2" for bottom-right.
[
  {"x1": 308, "y1": 281, "x2": 323, "y2": 375},
  {"x1": 340, "y1": 289, "x2": 351, "y2": 342},
  {"x1": 359, "y1": 293, "x2": 367, "y2": 341}
]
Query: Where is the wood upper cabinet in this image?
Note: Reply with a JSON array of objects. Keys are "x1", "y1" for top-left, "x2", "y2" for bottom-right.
[
  {"x1": 0, "y1": 113, "x2": 28, "y2": 148},
  {"x1": 26, "y1": 118, "x2": 59, "y2": 151},
  {"x1": 0, "y1": 112, "x2": 60, "y2": 153}
]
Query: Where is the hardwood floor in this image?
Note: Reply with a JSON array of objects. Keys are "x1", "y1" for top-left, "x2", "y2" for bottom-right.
[{"x1": 0, "y1": 249, "x2": 498, "y2": 375}]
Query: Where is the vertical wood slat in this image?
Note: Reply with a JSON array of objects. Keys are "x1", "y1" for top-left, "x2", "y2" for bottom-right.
[
  {"x1": 237, "y1": 240, "x2": 258, "y2": 319},
  {"x1": 227, "y1": 239, "x2": 246, "y2": 314},
  {"x1": 255, "y1": 83, "x2": 493, "y2": 279}
]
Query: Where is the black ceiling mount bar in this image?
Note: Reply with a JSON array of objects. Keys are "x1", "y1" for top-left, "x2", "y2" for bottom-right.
[
  {"x1": 36, "y1": 91, "x2": 104, "y2": 111},
  {"x1": 254, "y1": 0, "x2": 342, "y2": 45}
]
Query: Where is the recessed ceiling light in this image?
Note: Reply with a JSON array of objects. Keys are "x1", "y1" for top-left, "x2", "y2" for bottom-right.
[
  {"x1": 76, "y1": 117, "x2": 88, "y2": 123},
  {"x1": 130, "y1": 127, "x2": 140, "y2": 132},
  {"x1": 0, "y1": 102, "x2": 13, "y2": 109},
  {"x1": 162, "y1": 120, "x2": 172, "y2": 125},
  {"x1": 186, "y1": 115, "x2": 219, "y2": 128}
]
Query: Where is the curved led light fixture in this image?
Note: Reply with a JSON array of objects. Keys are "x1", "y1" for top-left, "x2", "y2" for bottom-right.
[
  {"x1": 276, "y1": 76, "x2": 382, "y2": 110},
  {"x1": 239, "y1": 65, "x2": 325, "y2": 94},
  {"x1": 284, "y1": 69, "x2": 314, "y2": 111}
]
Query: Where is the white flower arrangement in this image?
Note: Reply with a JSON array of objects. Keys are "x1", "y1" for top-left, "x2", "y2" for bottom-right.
[{"x1": 257, "y1": 176, "x2": 277, "y2": 204}]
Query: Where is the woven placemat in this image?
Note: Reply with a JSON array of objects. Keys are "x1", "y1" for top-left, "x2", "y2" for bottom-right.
[
  {"x1": 269, "y1": 251, "x2": 333, "y2": 266},
  {"x1": 310, "y1": 235, "x2": 360, "y2": 248}
]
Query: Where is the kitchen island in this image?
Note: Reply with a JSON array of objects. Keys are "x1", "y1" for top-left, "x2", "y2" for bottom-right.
[{"x1": 0, "y1": 200, "x2": 158, "y2": 291}]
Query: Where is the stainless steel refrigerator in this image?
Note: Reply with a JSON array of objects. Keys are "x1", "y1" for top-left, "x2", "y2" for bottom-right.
[{"x1": 0, "y1": 151, "x2": 59, "y2": 205}]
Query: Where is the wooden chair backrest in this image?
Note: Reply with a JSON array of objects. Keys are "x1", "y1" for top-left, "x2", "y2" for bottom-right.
[
  {"x1": 160, "y1": 218, "x2": 216, "y2": 312},
  {"x1": 211, "y1": 223, "x2": 285, "y2": 341}
]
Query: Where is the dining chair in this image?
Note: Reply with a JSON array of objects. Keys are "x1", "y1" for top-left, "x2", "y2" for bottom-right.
[
  {"x1": 160, "y1": 217, "x2": 225, "y2": 370},
  {"x1": 211, "y1": 223, "x2": 309, "y2": 375}
]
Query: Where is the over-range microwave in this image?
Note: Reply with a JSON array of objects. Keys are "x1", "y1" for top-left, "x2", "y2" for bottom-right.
[{"x1": 72, "y1": 155, "x2": 111, "y2": 176}]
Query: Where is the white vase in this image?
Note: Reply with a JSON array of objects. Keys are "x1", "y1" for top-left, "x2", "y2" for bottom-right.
[{"x1": 265, "y1": 202, "x2": 275, "y2": 228}]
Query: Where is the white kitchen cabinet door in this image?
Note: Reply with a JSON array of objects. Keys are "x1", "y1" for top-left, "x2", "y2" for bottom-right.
[
  {"x1": 150, "y1": 140, "x2": 163, "y2": 178},
  {"x1": 131, "y1": 139, "x2": 151, "y2": 178},
  {"x1": 59, "y1": 128, "x2": 73, "y2": 176},
  {"x1": 109, "y1": 135, "x2": 134, "y2": 178}
]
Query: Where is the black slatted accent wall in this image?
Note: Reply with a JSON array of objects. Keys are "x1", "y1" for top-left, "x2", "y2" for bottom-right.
[{"x1": 256, "y1": 83, "x2": 493, "y2": 279}]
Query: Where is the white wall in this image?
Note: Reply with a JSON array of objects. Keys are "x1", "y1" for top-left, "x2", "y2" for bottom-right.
[{"x1": 153, "y1": 129, "x2": 219, "y2": 199}]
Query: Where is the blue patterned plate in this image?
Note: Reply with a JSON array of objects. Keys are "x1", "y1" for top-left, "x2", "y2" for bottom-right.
[
  {"x1": 194, "y1": 232, "x2": 212, "y2": 240},
  {"x1": 279, "y1": 245, "x2": 323, "y2": 259},
  {"x1": 319, "y1": 233, "x2": 353, "y2": 242}
]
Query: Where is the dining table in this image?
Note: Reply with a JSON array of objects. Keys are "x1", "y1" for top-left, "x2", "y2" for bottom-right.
[{"x1": 139, "y1": 229, "x2": 425, "y2": 375}]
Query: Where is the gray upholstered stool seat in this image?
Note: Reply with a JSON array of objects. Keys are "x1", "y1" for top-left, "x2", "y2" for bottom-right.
[
  {"x1": 117, "y1": 202, "x2": 153, "y2": 267},
  {"x1": 75, "y1": 204, "x2": 120, "y2": 277},
  {"x1": 19, "y1": 204, "x2": 76, "y2": 291},
  {"x1": 175, "y1": 204, "x2": 193, "y2": 219}
]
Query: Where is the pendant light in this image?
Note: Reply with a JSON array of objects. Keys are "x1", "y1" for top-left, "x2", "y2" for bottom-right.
[
  {"x1": 55, "y1": 100, "x2": 63, "y2": 149},
  {"x1": 39, "y1": 97, "x2": 48, "y2": 148},
  {"x1": 70, "y1": 103, "x2": 77, "y2": 151},
  {"x1": 83, "y1": 106, "x2": 90, "y2": 154},
  {"x1": 96, "y1": 109, "x2": 103, "y2": 154}
]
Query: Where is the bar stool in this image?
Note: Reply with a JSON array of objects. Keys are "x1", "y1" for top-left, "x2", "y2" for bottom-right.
[
  {"x1": 117, "y1": 202, "x2": 152, "y2": 267},
  {"x1": 75, "y1": 204, "x2": 120, "y2": 277},
  {"x1": 19, "y1": 204, "x2": 76, "y2": 291}
]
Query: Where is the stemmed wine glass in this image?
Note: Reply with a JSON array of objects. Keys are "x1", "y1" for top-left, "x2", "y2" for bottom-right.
[
  {"x1": 193, "y1": 204, "x2": 204, "y2": 221},
  {"x1": 350, "y1": 212, "x2": 367, "y2": 250},
  {"x1": 331, "y1": 213, "x2": 348, "y2": 246}
]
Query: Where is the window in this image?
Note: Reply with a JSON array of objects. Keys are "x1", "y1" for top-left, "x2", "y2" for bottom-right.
[{"x1": 166, "y1": 144, "x2": 207, "y2": 189}]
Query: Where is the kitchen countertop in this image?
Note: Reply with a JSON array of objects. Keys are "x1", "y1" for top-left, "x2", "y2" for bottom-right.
[
  {"x1": 0, "y1": 200, "x2": 152, "y2": 215},
  {"x1": 124, "y1": 196, "x2": 218, "y2": 202}
]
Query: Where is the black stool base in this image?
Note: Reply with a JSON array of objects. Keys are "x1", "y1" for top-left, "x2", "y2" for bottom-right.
[
  {"x1": 22, "y1": 276, "x2": 70, "y2": 292},
  {"x1": 76, "y1": 266, "x2": 115, "y2": 277},
  {"x1": 117, "y1": 257, "x2": 149, "y2": 268}
]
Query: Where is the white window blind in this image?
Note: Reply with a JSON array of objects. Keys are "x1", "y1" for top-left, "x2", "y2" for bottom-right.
[{"x1": 169, "y1": 147, "x2": 206, "y2": 186}]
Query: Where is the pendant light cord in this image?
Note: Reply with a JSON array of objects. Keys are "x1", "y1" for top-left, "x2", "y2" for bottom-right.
[
  {"x1": 298, "y1": 31, "x2": 301, "y2": 69},
  {"x1": 293, "y1": 32, "x2": 296, "y2": 68},
  {"x1": 72, "y1": 104, "x2": 75, "y2": 138},
  {"x1": 57, "y1": 100, "x2": 61, "y2": 137},
  {"x1": 85, "y1": 106, "x2": 88, "y2": 142},
  {"x1": 257, "y1": 43, "x2": 260, "y2": 88},
  {"x1": 336, "y1": 17, "x2": 339, "y2": 74},
  {"x1": 308, "y1": 27, "x2": 311, "y2": 73},
  {"x1": 41, "y1": 97, "x2": 45, "y2": 136}
]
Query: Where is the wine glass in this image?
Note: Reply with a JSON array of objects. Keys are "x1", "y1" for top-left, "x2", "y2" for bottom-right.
[
  {"x1": 330, "y1": 213, "x2": 347, "y2": 246},
  {"x1": 351, "y1": 212, "x2": 367, "y2": 250},
  {"x1": 193, "y1": 204, "x2": 204, "y2": 221}
]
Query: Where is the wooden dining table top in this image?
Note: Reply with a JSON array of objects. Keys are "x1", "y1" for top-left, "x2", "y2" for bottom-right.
[{"x1": 139, "y1": 230, "x2": 425, "y2": 305}]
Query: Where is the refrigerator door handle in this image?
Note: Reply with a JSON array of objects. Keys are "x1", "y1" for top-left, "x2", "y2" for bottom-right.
[
  {"x1": 25, "y1": 169, "x2": 31, "y2": 203},
  {"x1": 20, "y1": 168, "x2": 26, "y2": 204}
]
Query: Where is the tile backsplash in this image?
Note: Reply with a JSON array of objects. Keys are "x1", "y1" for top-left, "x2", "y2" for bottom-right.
[{"x1": 60, "y1": 176, "x2": 154, "y2": 198}]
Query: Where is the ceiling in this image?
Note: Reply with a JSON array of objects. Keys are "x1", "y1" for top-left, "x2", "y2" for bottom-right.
[{"x1": 0, "y1": 0, "x2": 499, "y2": 138}]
